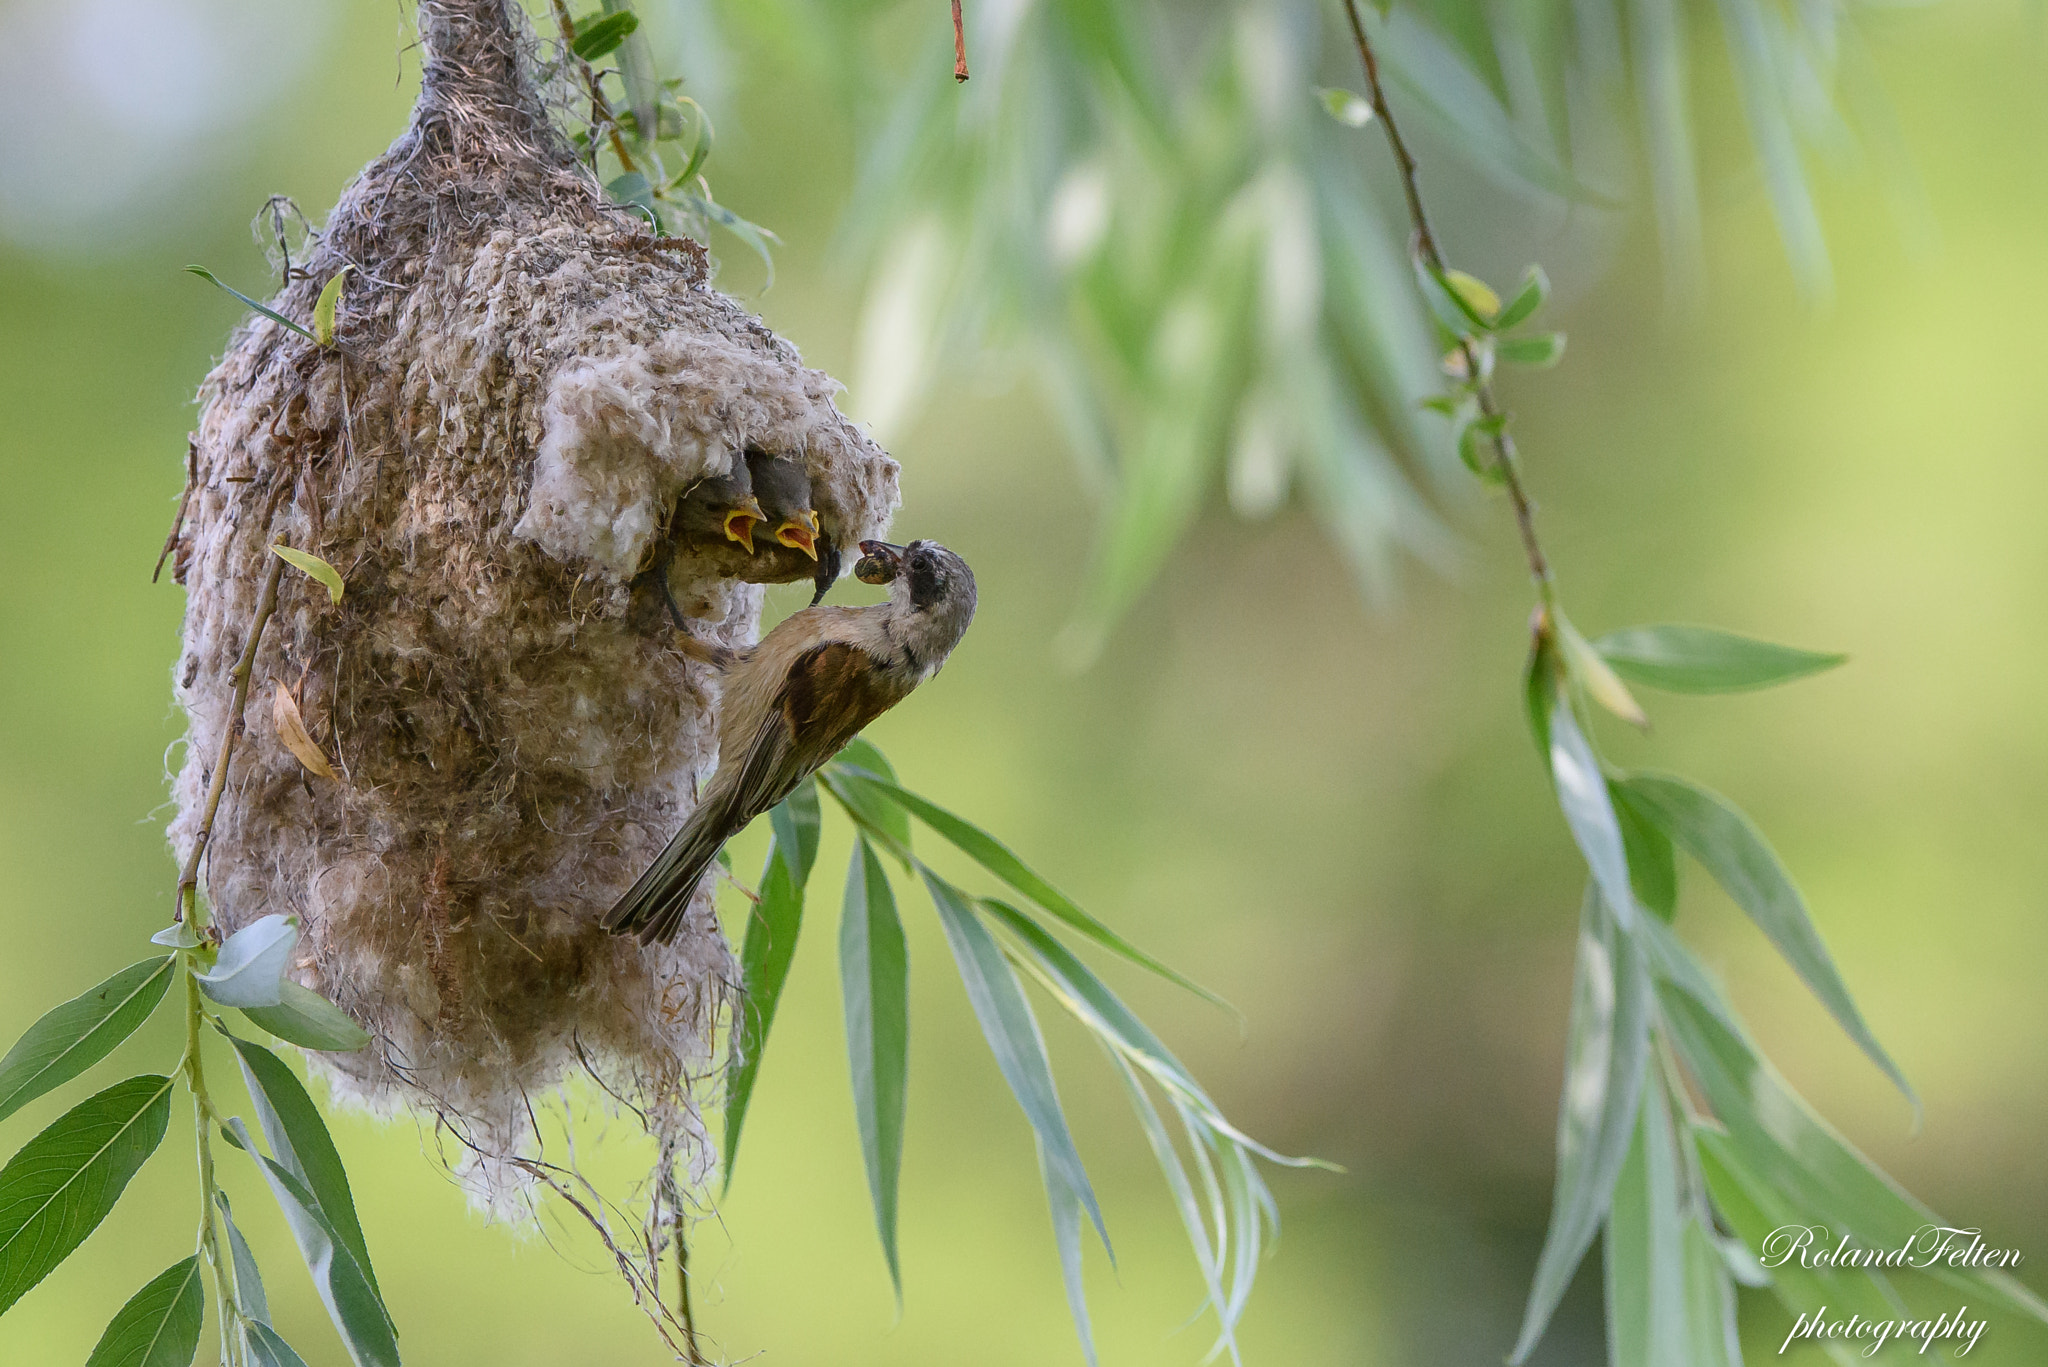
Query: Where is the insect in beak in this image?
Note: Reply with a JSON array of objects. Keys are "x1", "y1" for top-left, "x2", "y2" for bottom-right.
[
  {"x1": 855, "y1": 540, "x2": 904, "y2": 584},
  {"x1": 775, "y1": 511, "x2": 820, "y2": 560}
]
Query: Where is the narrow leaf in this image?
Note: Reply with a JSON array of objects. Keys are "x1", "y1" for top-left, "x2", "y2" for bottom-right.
[
  {"x1": 1498, "y1": 332, "x2": 1565, "y2": 367},
  {"x1": 1496, "y1": 265, "x2": 1551, "y2": 330},
  {"x1": 185, "y1": 267, "x2": 318, "y2": 342},
  {"x1": 0, "y1": 1075, "x2": 173, "y2": 1315},
  {"x1": 0, "y1": 957, "x2": 172, "y2": 1126},
  {"x1": 1618, "y1": 772, "x2": 1914, "y2": 1108},
  {"x1": 1604, "y1": 1083, "x2": 1688, "y2": 1367},
  {"x1": 1593, "y1": 624, "x2": 1846, "y2": 694},
  {"x1": 196, "y1": 914, "x2": 299, "y2": 1009},
  {"x1": 240, "y1": 981, "x2": 371, "y2": 1053},
  {"x1": 84, "y1": 1255, "x2": 203, "y2": 1367},
  {"x1": 570, "y1": 9, "x2": 639, "y2": 61},
  {"x1": 1040, "y1": 1139, "x2": 1100, "y2": 1367},
  {"x1": 1646, "y1": 921, "x2": 2048, "y2": 1326},
  {"x1": 1511, "y1": 887, "x2": 1652, "y2": 1363},
  {"x1": 922, "y1": 868, "x2": 1109, "y2": 1253},
  {"x1": 311, "y1": 266, "x2": 352, "y2": 349},
  {"x1": 1611, "y1": 781, "x2": 1678, "y2": 920},
  {"x1": 229, "y1": 1036, "x2": 378, "y2": 1297},
  {"x1": 1546, "y1": 686, "x2": 1637, "y2": 932},
  {"x1": 225, "y1": 1117, "x2": 399, "y2": 1367},
  {"x1": 269, "y1": 545, "x2": 345, "y2": 605},
  {"x1": 722, "y1": 823, "x2": 809, "y2": 1190},
  {"x1": 1443, "y1": 269, "x2": 1501, "y2": 322},
  {"x1": 839, "y1": 837, "x2": 909, "y2": 1296},
  {"x1": 768, "y1": 779, "x2": 822, "y2": 893},
  {"x1": 245, "y1": 1321, "x2": 316, "y2": 1367},
  {"x1": 1558, "y1": 616, "x2": 1648, "y2": 728},
  {"x1": 274, "y1": 686, "x2": 337, "y2": 780},
  {"x1": 855, "y1": 775, "x2": 1228, "y2": 1011},
  {"x1": 219, "y1": 1190, "x2": 269, "y2": 1324}
]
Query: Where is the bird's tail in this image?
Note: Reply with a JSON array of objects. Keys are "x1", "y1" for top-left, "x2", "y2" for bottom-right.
[{"x1": 603, "y1": 789, "x2": 738, "y2": 944}]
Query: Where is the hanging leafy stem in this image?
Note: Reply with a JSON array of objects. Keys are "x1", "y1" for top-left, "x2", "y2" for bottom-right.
[
  {"x1": 1331, "y1": 0, "x2": 2048, "y2": 1360},
  {"x1": 723, "y1": 738, "x2": 1323, "y2": 1365},
  {"x1": 545, "y1": 0, "x2": 779, "y2": 283}
]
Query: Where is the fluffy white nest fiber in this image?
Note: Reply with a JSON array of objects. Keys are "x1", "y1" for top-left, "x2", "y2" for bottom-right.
[{"x1": 165, "y1": 0, "x2": 896, "y2": 1205}]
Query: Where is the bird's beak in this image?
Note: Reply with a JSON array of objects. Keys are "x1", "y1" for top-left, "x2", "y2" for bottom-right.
[
  {"x1": 856, "y1": 540, "x2": 904, "y2": 584},
  {"x1": 723, "y1": 506, "x2": 761, "y2": 554},
  {"x1": 775, "y1": 512, "x2": 820, "y2": 560}
]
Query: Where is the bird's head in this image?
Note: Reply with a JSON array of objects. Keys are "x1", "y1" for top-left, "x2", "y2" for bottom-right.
[{"x1": 859, "y1": 539, "x2": 976, "y2": 622}]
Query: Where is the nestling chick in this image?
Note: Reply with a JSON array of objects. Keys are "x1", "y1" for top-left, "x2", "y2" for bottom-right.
[
  {"x1": 746, "y1": 448, "x2": 818, "y2": 558},
  {"x1": 606, "y1": 539, "x2": 976, "y2": 943},
  {"x1": 673, "y1": 462, "x2": 766, "y2": 553},
  {"x1": 744, "y1": 446, "x2": 841, "y2": 604}
]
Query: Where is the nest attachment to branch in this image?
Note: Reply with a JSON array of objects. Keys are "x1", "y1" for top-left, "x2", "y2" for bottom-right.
[{"x1": 166, "y1": 0, "x2": 897, "y2": 1206}]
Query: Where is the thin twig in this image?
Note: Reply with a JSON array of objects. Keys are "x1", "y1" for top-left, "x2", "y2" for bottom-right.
[
  {"x1": 154, "y1": 440, "x2": 199, "y2": 584},
  {"x1": 549, "y1": 0, "x2": 641, "y2": 177},
  {"x1": 1339, "y1": 0, "x2": 1552, "y2": 598},
  {"x1": 178, "y1": 535, "x2": 289, "y2": 927},
  {"x1": 952, "y1": 0, "x2": 970, "y2": 82}
]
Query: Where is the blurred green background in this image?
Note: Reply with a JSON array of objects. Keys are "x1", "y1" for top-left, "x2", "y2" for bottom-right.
[{"x1": 1, "y1": 0, "x2": 2044, "y2": 1363}]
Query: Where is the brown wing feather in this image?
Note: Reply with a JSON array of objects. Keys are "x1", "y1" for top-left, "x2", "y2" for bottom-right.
[{"x1": 604, "y1": 641, "x2": 906, "y2": 943}]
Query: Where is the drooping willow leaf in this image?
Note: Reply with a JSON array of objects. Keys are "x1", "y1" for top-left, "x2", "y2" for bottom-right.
[
  {"x1": 83, "y1": 1256, "x2": 203, "y2": 1367},
  {"x1": 0, "y1": 957, "x2": 172, "y2": 1126}
]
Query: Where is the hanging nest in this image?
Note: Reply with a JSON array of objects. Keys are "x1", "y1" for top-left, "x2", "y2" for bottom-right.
[{"x1": 165, "y1": 0, "x2": 897, "y2": 1207}]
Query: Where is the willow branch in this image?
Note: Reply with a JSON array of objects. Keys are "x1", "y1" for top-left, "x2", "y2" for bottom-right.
[
  {"x1": 1339, "y1": 0, "x2": 1553, "y2": 598},
  {"x1": 548, "y1": 0, "x2": 640, "y2": 176},
  {"x1": 177, "y1": 545, "x2": 288, "y2": 928}
]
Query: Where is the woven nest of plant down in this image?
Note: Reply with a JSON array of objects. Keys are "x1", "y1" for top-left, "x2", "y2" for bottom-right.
[{"x1": 165, "y1": 0, "x2": 897, "y2": 1207}]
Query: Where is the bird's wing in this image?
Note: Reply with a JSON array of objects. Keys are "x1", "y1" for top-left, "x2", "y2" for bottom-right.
[
  {"x1": 604, "y1": 640, "x2": 905, "y2": 943},
  {"x1": 725, "y1": 639, "x2": 908, "y2": 825}
]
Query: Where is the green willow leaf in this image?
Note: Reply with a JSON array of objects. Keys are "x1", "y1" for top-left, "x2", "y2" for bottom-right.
[
  {"x1": 185, "y1": 267, "x2": 318, "y2": 343},
  {"x1": 311, "y1": 266, "x2": 352, "y2": 349},
  {"x1": 1610, "y1": 781, "x2": 1678, "y2": 920},
  {"x1": 219, "y1": 1191, "x2": 269, "y2": 1324},
  {"x1": 1694, "y1": 1125, "x2": 1906, "y2": 1365},
  {"x1": 225, "y1": 1117, "x2": 399, "y2": 1367},
  {"x1": 1557, "y1": 615, "x2": 1648, "y2": 728},
  {"x1": 229, "y1": 1036, "x2": 377, "y2": 1297},
  {"x1": 1604, "y1": 1083, "x2": 1688, "y2": 1367},
  {"x1": 1511, "y1": 887, "x2": 1653, "y2": 1364},
  {"x1": 1680, "y1": 1214, "x2": 1743, "y2": 1367},
  {"x1": 570, "y1": 9, "x2": 639, "y2": 61},
  {"x1": 1593, "y1": 624, "x2": 1846, "y2": 694},
  {"x1": 0, "y1": 957, "x2": 172, "y2": 1126},
  {"x1": 768, "y1": 779, "x2": 822, "y2": 893},
  {"x1": 246, "y1": 1322, "x2": 316, "y2": 1367},
  {"x1": 854, "y1": 774, "x2": 1228, "y2": 1011},
  {"x1": 722, "y1": 820, "x2": 810, "y2": 1191},
  {"x1": 84, "y1": 1256, "x2": 203, "y2": 1367},
  {"x1": 1546, "y1": 685, "x2": 1637, "y2": 932},
  {"x1": 240, "y1": 981, "x2": 371, "y2": 1053},
  {"x1": 1617, "y1": 772, "x2": 1914, "y2": 1109},
  {"x1": 270, "y1": 546, "x2": 345, "y2": 605},
  {"x1": 196, "y1": 914, "x2": 299, "y2": 1009},
  {"x1": 1497, "y1": 332, "x2": 1565, "y2": 367},
  {"x1": 821, "y1": 740, "x2": 912, "y2": 856},
  {"x1": 1645, "y1": 924, "x2": 2048, "y2": 1326},
  {"x1": 921, "y1": 868, "x2": 1108, "y2": 1254},
  {"x1": 1495, "y1": 265, "x2": 1550, "y2": 330},
  {"x1": 839, "y1": 837, "x2": 909, "y2": 1297},
  {"x1": 1040, "y1": 1139, "x2": 1099, "y2": 1367},
  {"x1": 0, "y1": 1074, "x2": 173, "y2": 1314}
]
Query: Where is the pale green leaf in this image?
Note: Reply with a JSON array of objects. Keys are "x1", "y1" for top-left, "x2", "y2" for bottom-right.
[
  {"x1": 240, "y1": 981, "x2": 371, "y2": 1053},
  {"x1": 1495, "y1": 265, "x2": 1551, "y2": 329},
  {"x1": 722, "y1": 818, "x2": 809, "y2": 1190},
  {"x1": 270, "y1": 545, "x2": 345, "y2": 605},
  {"x1": 311, "y1": 266, "x2": 352, "y2": 349},
  {"x1": 185, "y1": 266, "x2": 318, "y2": 343},
  {"x1": 839, "y1": 836, "x2": 909, "y2": 1297},
  {"x1": 196, "y1": 914, "x2": 298, "y2": 1009},
  {"x1": 1316, "y1": 86, "x2": 1374, "y2": 127},
  {"x1": 1593, "y1": 624, "x2": 1845, "y2": 694},
  {"x1": 1558, "y1": 615, "x2": 1648, "y2": 728}
]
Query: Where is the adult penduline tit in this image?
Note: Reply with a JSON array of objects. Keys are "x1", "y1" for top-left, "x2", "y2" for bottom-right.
[{"x1": 606, "y1": 539, "x2": 976, "y2": 944}]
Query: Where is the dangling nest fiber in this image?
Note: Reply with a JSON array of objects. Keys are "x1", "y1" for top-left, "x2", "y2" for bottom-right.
[{"x1": 165, "y1": 0, "x2": 897, "y2": 1204}]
